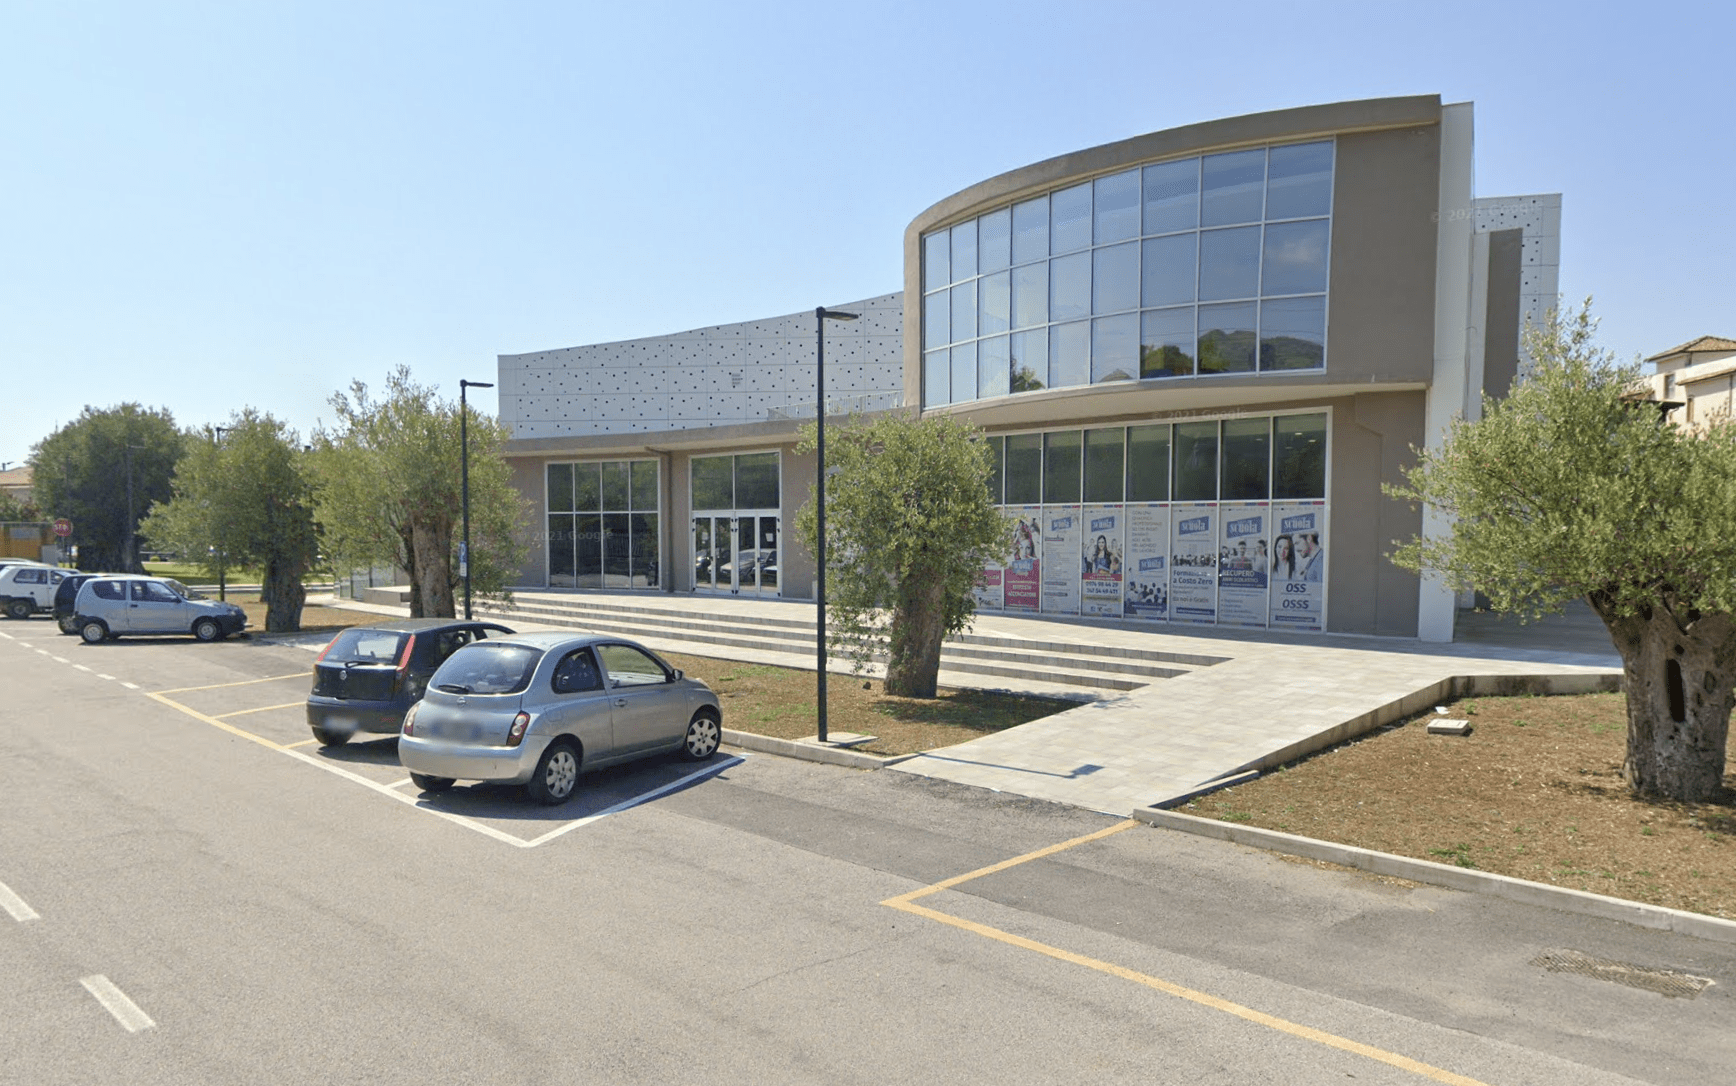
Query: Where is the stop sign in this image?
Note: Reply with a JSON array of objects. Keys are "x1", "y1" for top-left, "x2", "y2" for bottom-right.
[{"x1": 53, "y1": 518, "x2": 72, "y2": 538}]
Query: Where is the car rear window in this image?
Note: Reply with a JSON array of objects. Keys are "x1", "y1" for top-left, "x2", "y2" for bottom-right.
[
  {"x1": 321, "y1": 628, "x2": 409, "y2": 665},
  {"x1": 430, "y1": 643, "x2": 542, "y2": 696},
  {"x1": 91, "y1": 580, "x2": 126, "y2": 601}
]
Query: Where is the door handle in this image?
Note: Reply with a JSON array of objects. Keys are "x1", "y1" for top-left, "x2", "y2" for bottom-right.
[{"x1": 614, "y1": 698, "x2": 628, "y2": 707}]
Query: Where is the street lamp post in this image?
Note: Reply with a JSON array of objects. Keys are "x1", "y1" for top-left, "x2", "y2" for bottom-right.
[
  {"x1": 814, "y1": 306, "x2": 858, "y2": 744},
  {"x1": 212, "y1": 426, "x2": 233, "y2": 600},
  {"x1": 459, "y1": 379, "x2": 494, "y2": 621}
]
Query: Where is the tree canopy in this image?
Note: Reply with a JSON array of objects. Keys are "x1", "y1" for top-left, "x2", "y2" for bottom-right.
[
  {"x1": 1389, "y1": 300, "x2": 1736, "y2": 801},
  {"x1": 794, "y1": 412, "x2": 1007, "y2": 698},
  {"x1": 29, "y1": 404, "x2": 185, "y2": 571}
]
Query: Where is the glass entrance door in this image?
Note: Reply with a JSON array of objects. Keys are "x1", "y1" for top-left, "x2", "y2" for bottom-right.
[{"x1": 692, "y1": 512, "x2": 779, "y2": 595}]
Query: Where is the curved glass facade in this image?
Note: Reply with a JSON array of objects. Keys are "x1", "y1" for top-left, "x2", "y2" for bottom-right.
[{"x1": 923, "y1": 141, "x2": 1333, "y2": 407}]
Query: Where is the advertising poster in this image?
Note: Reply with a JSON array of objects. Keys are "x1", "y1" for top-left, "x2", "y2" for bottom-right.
[
  {"x1": 1080, "y1": 505, "x2": 1124, "y2": 617},
  {"x1": 1217, "y1": 502, "x2": 1269, "y2": 628},
  {"x1": 1004, "y1": 506, "x2": 1042, "y2": 613},
  {"x1": 973, "y1": 565, "x2": 1004, "y2": 611},
  {"x1": 1123, "y1": 503, "x2": 1170, "y2": 620},
  {"x1": 1041, "y1": 506, "x2": 1082, "y2": 614},
  {"x1": 1270, "y1": 501, "x2": 1327, "y2": 631},
  {"x1": 1169, "y1": 503, "x2": 1217, "y2": 624}
]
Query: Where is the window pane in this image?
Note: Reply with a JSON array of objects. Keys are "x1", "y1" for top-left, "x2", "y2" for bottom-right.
[
  {"x1": 951, "y1": 219, "x2": 977, "y2": 281},
  {"x1": 1198, "y1": 226, "x2": 1261, "y2": 301},
  {"x1": 548, "y1": 514, "x2": 576, "y2": 587},
  {"x1": 1049, "y1": 320, "x2": 1090, "y2": 389},
  {"x1": 1043, "y1": 430, "x2": 1082, "y2": 504},
  {"x1": 631, "y1": 512, "x2": 659, "y2": 587},
  {"x1": 1261, "y1": 219, "x2": 1329, "y2": 296},
  {"x1": 602, "y1": 512, "x2": 631, "y2": 587},
  {"x1": 630, "y1": 460, "x2": 658, "y2": 511},
  {"x1": 979, "y1": 270, "x2": 1010, "y2": 335},
  {"x1": 601, "y1": 461, "x2": 630, "y2": 511},
  {"x1": 924, "y1": 231, "x2": 949, "y2": 289},
  {"x1": 1141, "y1": 233, "x2": 1196, "y2": 307},
  {"x1": 1084, "y1": 427, "x2": 1126, "y2": 503},
  {"x1": 575, "y1": 514, "x2": 602, "y2": 584},
  {"x1": 924, "y1": 350, "x2": 949, "y2": 405},
  {"x1": 951, "y1": 342, "x2": 977, "y2": 405},
  {"x1": 1143, "y1": 158, "x2": 1199, "y2": 234},
  {"x1": 1005, "y1": 433, "x2": 1042, "y2": 504},
  {"x1": 978, "y1": 335, "x2": 1011, "y2": 399},
  {"x1": 1198, "y1": 301, "x2": 1257, "y2": 374},
  {"x1": 736, "y1": 452, "x2": 779, "y2": 509},
  {"x1": 1127, "y1": 424, "x2": 1170, "y2": 501},
  {"x1": 573, "y1": 463, "x2": 601, "y2": 512},
  {"x1": 1011, "y1": 330, "x2": 1047, "y2": 392},
  {"x1": 1050, "y1": 182, "x2": 1092, "y2": 254},
  {"x1": 1273, "y1": 413, "x2": 1327, "y2": 499},
  {"x1": 547, "y1": 463, "x2": 574, "y2": 513},
  {"x1": 691, "y1": 456, "x2": 732, "y2": 510},
  {"x1": 1266, "y1": 141, "x2": 1334, "y2": 220},
  {"x1": 1221, "y1": 418, "x2": 1270, "y2": 501},
  {"x1": 1011, "y1": 262, "x2": 1048, "y2": 329},
  {"x1": 951, "y1": 280, "x2": 977, "y2": 341},
  {"x1": 924, "y1": 291, "x2": 949, "y2": 350},
  {"x1": 1092, "y1": 314, "x2": 1138, "y2": 383},
  {"x1": 1201, "y1": 148, "x2": 1265, "y2": 226},
  {"x1": 1141, "y1": 307, "x2": 1195, "y2": 378},
  {"x1": 1012, "y1": 196, "x2": 1048, "y2": 264},
  {"x1": 1260, "y1": 296, "x2": 1327, "y2": 371},
  {"x1": 979, "y1": 207, "x2": 1011, "y2": 273},
  {"x1": 986, "y1": 435, "x2": 1005, "y2": 504},
  {"x1": 1173, "y1": 421, "x2": 1218, "y2": 501},
  {"x1": 1092, "y1": 242, "x2": 1139, "y2": 314},
  {"x1": 1050, "y1": 251, "x2": 1091, "y2": 322},
  {"x1": 1094, "y1": 169, "x2": 1140, "y2": 244}
]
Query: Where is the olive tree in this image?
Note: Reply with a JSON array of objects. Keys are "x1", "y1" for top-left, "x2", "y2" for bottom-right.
[
  {"x1": 30, "y1": 404, "x2": 185, "y2": 572},
  {"x1": 1389, "y1": 300, "x2": 1736, "y2": 802},
  {"x1": 794, "y1": 412, "x2": 1007, "y2": 699}
]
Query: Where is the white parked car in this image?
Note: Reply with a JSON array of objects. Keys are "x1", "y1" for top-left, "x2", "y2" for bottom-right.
[
  {"x1": 72, "y1": 575, "x2": 247, "y2": 643},
  {"x1": 0, "y1": 563, "x2": 76, "y2": 620}
]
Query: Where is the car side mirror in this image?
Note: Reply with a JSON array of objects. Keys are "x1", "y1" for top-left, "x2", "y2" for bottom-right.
[{"x1": 670, "y1": 669, "x2": 683, "y2": 682}]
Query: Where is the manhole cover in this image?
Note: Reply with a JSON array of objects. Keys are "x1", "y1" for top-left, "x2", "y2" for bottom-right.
[{"x1": 1530, "y1": 949, "x2": 1714, "y2": 999}]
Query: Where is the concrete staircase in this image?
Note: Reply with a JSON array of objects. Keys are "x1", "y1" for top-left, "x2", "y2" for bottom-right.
[{"x1": 471, "y1": 593, "x2": 1228, "y2": 696}]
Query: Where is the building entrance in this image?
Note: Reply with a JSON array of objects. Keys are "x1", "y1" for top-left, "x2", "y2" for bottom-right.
[{"x1": 692, "y1": 513, "x2": 780, "y2": 595}]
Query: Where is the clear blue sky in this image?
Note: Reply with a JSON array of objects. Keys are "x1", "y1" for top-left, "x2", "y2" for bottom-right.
[{"x1": 4, "y1": 0, "x2": 1731, "y2": 471}]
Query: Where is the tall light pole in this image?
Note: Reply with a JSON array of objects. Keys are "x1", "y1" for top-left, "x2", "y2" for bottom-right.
[
  {"x1": 459, "y1": 379, "x2": 494, "y2": 620},
  {"x1": 123, "y1": 442, "x2": 146, "y2": 573},
  {"x1": 814, "y1": 306, "x2": 858, "y2": 744},
  {"x1": 212, "y1": 426, "x2": 233, "y2": 600}
]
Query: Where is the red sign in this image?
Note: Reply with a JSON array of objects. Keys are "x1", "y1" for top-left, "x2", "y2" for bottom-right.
[{"x1": 52, "y1": 518, "x2": 72, "y2": 538}]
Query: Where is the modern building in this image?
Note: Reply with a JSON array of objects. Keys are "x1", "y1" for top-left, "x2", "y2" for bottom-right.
[{"x1": 497, "y1": 95, "x2": 1560, "y2": 642}]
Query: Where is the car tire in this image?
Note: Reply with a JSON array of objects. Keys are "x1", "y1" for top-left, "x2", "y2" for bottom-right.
[
  {"x1": 525, "y1": 740, "x2": 580, "y2": 806},
  {"x1": 409, "y1": 772, "x2": 455, "y2": 793},
  {"x1": 680, "y1": 711, "x2": 722, "y2": 761},
  {"x1": 193, "y1": 618, "x2": 222, "y2": 642},
  {"x1": 4, "y1": 599, "x2": 30, "y2": 620},
  {"x1": 310, "y1": 726, "x2": 352, "y2": 747},
  {"x1": 80, "y1": 620, "x2": 109, "y2": 644},
  {"x1": 57, "y1": 613, "x2": 79, "y2": 635}
]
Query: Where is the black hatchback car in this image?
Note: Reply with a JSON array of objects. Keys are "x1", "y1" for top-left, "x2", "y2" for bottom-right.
[{"x1": 306, "y1": 619, "x2": 514, "y2": 746}]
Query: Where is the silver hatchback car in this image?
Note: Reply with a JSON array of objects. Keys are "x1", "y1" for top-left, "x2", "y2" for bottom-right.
[{"x1": 398, "y1": 632, "x2": 723, "y2": 804}]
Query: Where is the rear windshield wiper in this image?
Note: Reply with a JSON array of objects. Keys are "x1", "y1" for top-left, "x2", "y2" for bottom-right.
[{"x1": 436, "y1": 684, "x2": 472, "y2": 694}]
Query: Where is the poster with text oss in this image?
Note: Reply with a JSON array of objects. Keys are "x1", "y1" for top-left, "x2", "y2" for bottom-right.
[
  {"x1": 1041, "y1": 506, "x2": 1082, "y2": 614},
  {"x1": 1217, "y1": 503, "x2": 1269, "y2": 628},
  {"x1": 1269, "y1": 501, "x2": 1326, "y2": 631},
  {"x1": 1080, "y1": 505, "x2": 1124, "y2": 617},
  {"x1": 1169, "y1": 503, "x2": 1217, "y2": 624},
  {"x1": 1004, "y1": 506, "x2": 1042, "y2": 613},
  {"x1": 1123, "y1": 503, "x2": 1170, "y2": 619}
]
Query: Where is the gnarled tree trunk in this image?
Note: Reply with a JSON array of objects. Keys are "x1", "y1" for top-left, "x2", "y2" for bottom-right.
[
  {"x1": 411, "y1": 517, "x2": 455, "y2": 619},
  {"x1": 884, "y1": 564, "x2": 948, "y2": 698},
  {"x1": 1592, "y1": 593, "x2": 1735, "y2": 802},
  {"x1": 261, "y1": 556, "x2": 307, "y2": 633}
]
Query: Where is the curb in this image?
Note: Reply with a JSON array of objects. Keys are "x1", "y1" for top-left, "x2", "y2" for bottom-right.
[
  {"x1": 1133, "y1": 807, "x2": 1736, "y2": 945},
  {"x1": 721, "y1": 729, "x2": 917, "y2": 771}
]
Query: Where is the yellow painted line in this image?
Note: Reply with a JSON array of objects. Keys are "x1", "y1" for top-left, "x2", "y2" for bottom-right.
[
  {"x1": 155, "y1": 672, "x2": 307, "y2": 695},
  {"x1": 215, "y1": 701, "x2": 305, "y2": 719},
  {"x1": 284, "y1": 738, "x2": 318, "y2": 749},
  {"x1": 881, "y1": 818, "x2": 1489, "y2": 1086},
  {"x1": 144, "y1": 693, "x2": 286, "y2": 752}
]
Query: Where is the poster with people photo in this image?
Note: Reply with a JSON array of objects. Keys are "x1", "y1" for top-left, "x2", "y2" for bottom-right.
[
  {"x1": 973, "y1": 565, "x2": 1004, "y2": 610},
  {"x1": 1041, "y1": 506, "x2": 1082, "y2": 614},
  {"x1": 1123, "y1": 503, "x2": 1170, "y2": 619},
  {"x1": 1004, "y1": 506, "x2": 1042, "y2": 613},
  {"x1": 1169, "y1": 503, "x2": 1217, "y2": 624},
  {"x1": 1269, "y1": 501, "x2": 1326, "y2": 631},
  {"x1": 1217, "y1": 503, "x2": 1269, "y2": 628},
  {"x1": 1080, "y1": 506, "x2": 1123, "y2": 617}
]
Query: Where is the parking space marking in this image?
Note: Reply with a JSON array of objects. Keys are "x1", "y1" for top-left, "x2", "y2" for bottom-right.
[
  {"x1": 73, "y1": 664, "x2": 92, "y2": 672},
  {"x1": 1, "y1": 878, "x2": 41, "y2": 922},
  {"x1": 51, "y1": 655, "x2": 69, "y2": 663},
  {"x1": 155, "y1": 673, "x2": 307, "y2": 696},
  {"x1": 97, "y1": 674, "x2": 116, "y2": 680},
  {"x1": 386, "y1": 777, "x2": 412, "y2": 789},
  {"x1": 881, "y1": 822, "x2": 1489, "y2": 1086},
  {"x1": 215, "y1": 701, "x2": 304, "y2": 719},
  {"x1": 120, "y1": 682, "x2": 139, "y2": 689},
  {"x1": 284, "y1": 738, "x2": 317, "y2": 749},
  {"x1": 79, "y1": 975, "x2": 156, "y2": 1033},
  {"x1": 518, "y1": 757, "x2": 745, "y2": 848}
]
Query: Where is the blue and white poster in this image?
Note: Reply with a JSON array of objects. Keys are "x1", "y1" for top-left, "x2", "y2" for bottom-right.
[
  {"x1": 1217, "y1": 502, "x2": 1268, "y2": 628},
  {"x1": 1123, "y1": 503, "x2": 1169, "y2": 620},
  {"x1": 1080, "y1": 505, "x2": 1123, "y2": 617},
  {"x1": 1270, "y1": 501, "x2": 1326, "y2": 631},
  {"x1": 1169, "y1": 503, "x2": 1216, "y2": 624},
  {"x1": 1041, "y1": 506, "x2": 1082, "y2": 614}
]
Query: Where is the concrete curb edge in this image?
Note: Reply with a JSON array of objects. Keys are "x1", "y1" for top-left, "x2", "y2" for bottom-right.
[
  {"x1": 722, "y1": 729, "x2": 916, "y2": 770},
  {"x1": 1133, "y1": 806, "x2": 1736, "y2": 945}
]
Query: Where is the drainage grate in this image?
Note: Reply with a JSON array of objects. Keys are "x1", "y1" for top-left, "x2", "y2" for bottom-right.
[{"x1": 1530, "y1": 949, "x2": 1714, "y2": 999}]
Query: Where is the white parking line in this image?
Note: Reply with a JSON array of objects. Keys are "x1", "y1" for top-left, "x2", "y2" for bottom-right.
[
  {"x1": 98, "y1": 674, "x2": 115, "y2": 681},
  {"x1": 386, "y1": 778, "x2": 413, "y2": 789},
  {"x1": 521, "y1": 758, "x2": 746, "y2": 847},
  {"x1": 80, "y1": 975, "x2": 156, "y2": 1033},
  {"x1": 121, "y1": 682, "x2": 139, "y2": 690},
  {"x1": 0, "y1": 879, "x2": 40, "y2": 922},
  {"x1": 73, "y1": 664, "x2": 91, "y2": 672},
  {"x1": 51, "y1": 656, "x2": 69, "y2": 663}
]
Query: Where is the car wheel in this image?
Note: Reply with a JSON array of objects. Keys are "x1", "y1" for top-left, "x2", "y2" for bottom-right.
[
  {"x1": 680, "y1": 711, "x2": 721, "y2": 761},
  {"x1": 310, "y1": 726, "x2": 351, "y2": 747},
  {"x1": 193, "y1": 618, "x2": 222, "y2": 642},
  {"x1": 80, "y1": 620, "x2": 109, "y2": 644},
  {"x1": 409, "y1": 772, "x2": 455, "y2": 793},
  {"x1": 526, "y1": 740, "x2": 580, "y2": 805},
  {"x1": 5, "y1": 599, "x2": 31, "y2": 620},
  {"x1": 57, "y1": 613, "x2": 79, "y2": 635}
]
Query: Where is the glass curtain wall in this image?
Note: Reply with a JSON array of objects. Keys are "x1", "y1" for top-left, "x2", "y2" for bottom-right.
[
  {"x1": 691, "y1": 451, "x2": 782, "y2": 596},
  {"x1": 547, "y1": 460, "x2": 661, "y2": 589}
]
